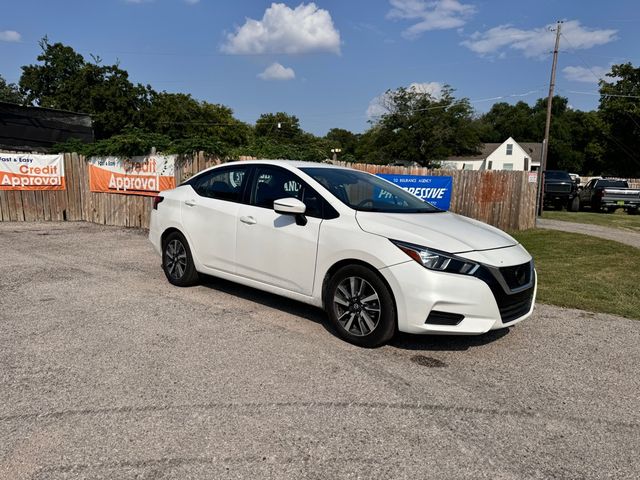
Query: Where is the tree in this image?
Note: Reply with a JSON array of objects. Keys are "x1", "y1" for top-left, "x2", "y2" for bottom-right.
[
  {"x1": 477, "y1": 96, "x2": 606, "y2": 174},
  {"x1": 324, "y1": 128, "x2": 359, "y2": 158},
  {"x1": 19, "y1": 38, "x2": 152, "y2": 138},
  {"x1": 363, "y1": 85, "x2": 481, "y2": 166},
  {"x1": 0, "y1": 74, "x2": 24, "y2": 104},
  {"x1": 140, "y1": 92, "x2": 251, "y2": 147},
  {"x1": 255, "y1": 112, "x2": 302, "y2": 141},
  {"x1": 598, "y1": 63, "x2": 640, "y2": 177}
]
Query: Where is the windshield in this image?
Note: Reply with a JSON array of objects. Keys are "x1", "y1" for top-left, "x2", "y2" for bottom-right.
[
  {"x1": 544, "y1": 171, "x2": 571, "y2": 180},
  {"x1": 300, "y1": 167, "x2": 441, "y2": 213}
]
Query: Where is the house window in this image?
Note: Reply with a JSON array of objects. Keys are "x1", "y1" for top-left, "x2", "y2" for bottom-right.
[
  {"x1": 506, "y1": 144, "x2": 513, "y2": 155},
  {"x1": 463, "y1": 163, "x2": 474, "y2": 170},
  {"x1": 503, "y1": 163, "x2": 514, "y2": 171},
  {"x1": 524, "y1": 158, "x2": 529, "y2": 171},
  {"x1": 487, "y1": 160, "x2": 493, "y2": 170}
]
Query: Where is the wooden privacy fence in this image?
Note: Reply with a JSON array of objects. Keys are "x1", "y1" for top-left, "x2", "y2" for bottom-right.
[
  {"x1": 336, "y1": 162, "x2": 538, "y2": 231},
  {"x1": 0, "y1": 152, "x2": 221, "y2": 228},
  {"x1": 0, "y1": 153, "x2": 538, "y2": 231}
]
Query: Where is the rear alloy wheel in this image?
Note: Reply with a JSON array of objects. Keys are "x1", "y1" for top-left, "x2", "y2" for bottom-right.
[
  {"x1": 326, "y1": 265, "x2": 396, "y2": 348},
  {"x1": 162, "y1": 232, "x2": 199, "y2": 286}
]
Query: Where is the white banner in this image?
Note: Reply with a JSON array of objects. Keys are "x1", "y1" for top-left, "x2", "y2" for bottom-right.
[{"x1": 0, "y1": 153, "x2": 65, "y2": 190}]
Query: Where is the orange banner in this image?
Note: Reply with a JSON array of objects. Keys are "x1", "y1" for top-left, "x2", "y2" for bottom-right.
[
  {"x1": 88, "y1": 156, "x2": 176, "y2": 196},
  {"x1": 0, "y1": 154, "x2": 65, "y2": 190}
]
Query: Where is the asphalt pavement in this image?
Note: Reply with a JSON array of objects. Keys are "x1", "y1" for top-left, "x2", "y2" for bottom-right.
[{"x1": 1, "y1": 222, "x2": 639, "y2": 479}]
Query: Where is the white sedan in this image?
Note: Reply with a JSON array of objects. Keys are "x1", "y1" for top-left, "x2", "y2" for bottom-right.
[{"x1": 149, "y1": 160, "x2": 536, "y2": 347}]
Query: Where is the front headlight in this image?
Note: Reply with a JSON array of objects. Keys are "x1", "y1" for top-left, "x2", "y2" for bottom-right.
[{"x1": 391, "y1": 240, "x2": 479, "y2": 275}]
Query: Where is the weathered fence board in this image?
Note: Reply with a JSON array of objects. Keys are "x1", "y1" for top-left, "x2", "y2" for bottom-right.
[{"x1": 0, "y1": 153, "x2": 555, "y2": 231}]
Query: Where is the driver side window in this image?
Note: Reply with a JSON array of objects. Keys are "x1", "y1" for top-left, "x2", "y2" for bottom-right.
[{"x1": 251, "y1": 166, "x2": 322, "y2": 218}]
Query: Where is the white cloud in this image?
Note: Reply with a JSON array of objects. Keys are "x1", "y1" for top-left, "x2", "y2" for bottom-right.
[
  {"x1": 221, "y1": 2, "x2": 341, "y2": 55},
  {"x1": 0, "y1": 30, "x2": 21, "y2": 42},
  {"x1": 258, "y1": 62, "x2": 296, "y2": 81},
  {"x1": 563, "y1": 65, "x2": 609, "y2": 84},
  {"x1": 367, "y1": 82, "x2": 444, "y2": 118},
  {"x1": 387, "y1": 0, "x2": 476, "y2": 39},
  {"x1": 462, "y1": 20, "x2": 617, "y2": 58}
]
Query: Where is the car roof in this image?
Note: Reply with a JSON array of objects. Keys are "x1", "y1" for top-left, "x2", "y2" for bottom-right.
[{"x1": 225, "y1": 159, "x2": 349, "y2": 170}]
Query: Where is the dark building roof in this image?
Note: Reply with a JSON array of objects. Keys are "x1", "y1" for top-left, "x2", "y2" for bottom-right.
[
  {"x1": 0, "y1": 102, "x2": 94, "y2": 152},
  {"x1": 519, "y1": 142, "x2": 543, "y2": 162}
]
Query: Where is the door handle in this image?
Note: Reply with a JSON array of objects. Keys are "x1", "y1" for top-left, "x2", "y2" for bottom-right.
[
  {"x1": 184, "y1": 199, "x2": 197, "y2": 207},
  {"x1": 240, "y1": 216, "x2": 257, "y2": 225}
]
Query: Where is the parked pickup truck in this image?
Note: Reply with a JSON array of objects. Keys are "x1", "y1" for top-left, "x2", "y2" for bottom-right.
[
  {"x1": 578, "y1": 178, "x2": 640, "y2": 214},
  {"x1": 543, "y1": 170, "x2": 579, "y2": 211}
]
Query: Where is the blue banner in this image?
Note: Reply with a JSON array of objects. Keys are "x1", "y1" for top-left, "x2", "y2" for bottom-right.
[{"x1": 377, "y1": 174, "x2": 453, "y2": 210}]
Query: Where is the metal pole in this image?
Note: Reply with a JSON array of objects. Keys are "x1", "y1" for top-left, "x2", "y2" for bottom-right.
[{"x1": 537, "y1": 21, "x2": 562, "y2": 217}]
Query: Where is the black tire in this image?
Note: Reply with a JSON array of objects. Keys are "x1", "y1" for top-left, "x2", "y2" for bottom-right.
[
  {"x1": 162, "y1": 231, "x2": 199, "y2": 287},
  {"x1": 324, "y1": 265, "x2": 396, "y2": 348},
  {"x1": 605, "y1": 207, "x2": 617, "y2": 214},
  {"x1": 569, "y1": 196, "x2": 580, "y2": 212},
  {"x1": 627, "y1": 208, "x2": 638, "y2": 216}
]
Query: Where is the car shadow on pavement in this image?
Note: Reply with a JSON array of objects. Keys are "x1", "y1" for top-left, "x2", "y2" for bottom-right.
[
  {"x1": 198, "y1": 274, "x2": 511, "y2": 351},
  {"x1": 198, "y1": 274, "x2": 334, "y2": 329}
]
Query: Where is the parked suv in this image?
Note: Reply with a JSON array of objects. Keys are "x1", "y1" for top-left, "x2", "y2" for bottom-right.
[
  {"x1": 543, "y1": 170, "x2": 579, "y2": 211},
  {"x1": 150, "y1": 161, "x2": 536, "y2": 347}
]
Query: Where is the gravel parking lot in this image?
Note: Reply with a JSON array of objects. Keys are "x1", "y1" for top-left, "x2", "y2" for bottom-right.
[{"x1": 1, "y1": 222, "x2": 639, "y2": 479}]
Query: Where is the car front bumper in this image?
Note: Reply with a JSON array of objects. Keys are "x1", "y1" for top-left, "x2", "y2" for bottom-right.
[{"x1": 381, "y1": 260, "x2": 537, "y2": 335}]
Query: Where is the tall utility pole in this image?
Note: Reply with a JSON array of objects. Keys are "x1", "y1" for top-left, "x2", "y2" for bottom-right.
[{"x1": 537, "y1": 21, "x2": 563, "y2": 216}]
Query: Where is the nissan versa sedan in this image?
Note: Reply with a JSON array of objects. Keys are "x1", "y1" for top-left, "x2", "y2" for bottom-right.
[{"x1": 149, "y1": 160, "x2": 536, "y2": 347}]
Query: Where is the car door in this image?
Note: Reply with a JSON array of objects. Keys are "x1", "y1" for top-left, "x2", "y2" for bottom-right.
[
  {"x1": 180, "y1": 165, "x2": 250, "y2": 273},
  {"x1": 579, "y1": 180, "x2": 593, "y2": 203},
  {"x1": 235, "y1": 165, "x2": 324, "y2": 295}
]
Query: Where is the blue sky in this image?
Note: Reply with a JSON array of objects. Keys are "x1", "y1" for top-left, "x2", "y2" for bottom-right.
[{"x1": 1, "y1": 0, "x2": 638, "y2": 135}]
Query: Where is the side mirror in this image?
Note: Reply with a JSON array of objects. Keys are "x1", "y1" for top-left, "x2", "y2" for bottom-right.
[
  {"x1": 274, "y1": 197, "x2": 306, "y2": 215},
  {"x1": 273, "y1": 197, "x2": 307, "y2": 226}
]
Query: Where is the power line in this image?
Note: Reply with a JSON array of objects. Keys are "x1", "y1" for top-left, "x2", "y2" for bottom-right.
[{"x1": 560, "y1": 89, "x2": 640, "y2": 100}]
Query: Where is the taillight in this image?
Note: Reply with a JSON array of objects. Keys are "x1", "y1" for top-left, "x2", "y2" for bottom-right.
[
  {"x1": 153, "y1": 196, "x2": 164, "y2": 210},
  {"x1": 596, "y1": 190, "x2": 604, "y2": 198}
]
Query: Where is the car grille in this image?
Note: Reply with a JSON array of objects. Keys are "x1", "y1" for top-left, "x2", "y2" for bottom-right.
[
  {"x1": 474, "y1": 262, "x2": 536, "y2": 323},
  {"x1": 496, "y1": 287, "x2": 535, "y2": 323},
  {"x1": 545, "y1": 184, "x2": 571, "y2": 193}
]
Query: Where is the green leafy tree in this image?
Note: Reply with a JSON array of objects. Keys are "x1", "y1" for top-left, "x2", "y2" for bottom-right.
[
  {"x1": 477, "y1": 96, "x2": 606, "y2": 174},
  {"x1": 255, "y1": 112, "x2": 302, "y2": 141},
  {"x1": 363, "y1": 85, "x2": 481, "y2": 166},
  {"x1": 0, "y1": 74, "x2": 24, "y2": 103},
  {"x1": 324, "y1": 128, "x2": 359, "y2": 158},
  {"x1": 598, "y1": 63, "x2": 640, "y2": 176},
  {"x1": 19, "y1": 38, "x2": 152, "y2": 138}
]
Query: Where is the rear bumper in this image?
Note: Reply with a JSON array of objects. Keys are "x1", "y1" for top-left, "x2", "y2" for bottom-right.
[
  {"x1": 601, "y1": 199, "x2": 640, "y2": 208},
  {"x1": 381, "y1": 260, "x2": 536, "y2": 335},
  {"x1": 148, "y1": 211, "x2": 162, "y2": 256}
]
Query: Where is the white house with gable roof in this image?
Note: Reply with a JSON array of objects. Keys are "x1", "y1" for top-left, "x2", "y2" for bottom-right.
[{"x1": 439, "y1": 137, "x2": 542, "y2": 172}]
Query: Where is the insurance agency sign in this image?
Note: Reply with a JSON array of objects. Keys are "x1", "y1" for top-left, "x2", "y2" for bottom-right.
[{"x1": 377, "y1": 174, "x2": 453, "y2": 210}]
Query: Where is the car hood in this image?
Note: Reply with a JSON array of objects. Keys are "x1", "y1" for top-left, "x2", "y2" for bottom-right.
[{"x1": 355, "y1": 211, "x2": 518, "y2": 254}]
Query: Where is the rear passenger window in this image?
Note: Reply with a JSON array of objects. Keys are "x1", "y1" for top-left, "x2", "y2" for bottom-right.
[{"x1": 191, "y1": 167, "x2": 247, "y2": 202}]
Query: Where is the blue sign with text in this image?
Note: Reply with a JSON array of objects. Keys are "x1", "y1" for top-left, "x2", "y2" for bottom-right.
[{"x1": 377, "y1": 174, "x2": 453, "y2": 210}]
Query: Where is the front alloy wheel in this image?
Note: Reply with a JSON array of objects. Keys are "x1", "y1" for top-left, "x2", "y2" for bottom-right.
[
  {"x1": 326, "y1": 265, "x2": 396, "y2": 347},
  {"x1": 333, "y1": 277, "x2": 381, "y2": 337}
]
